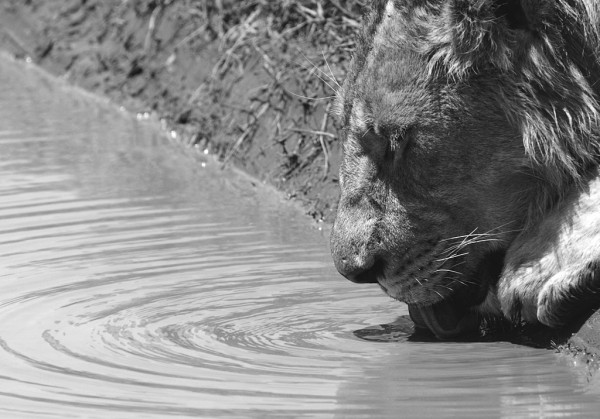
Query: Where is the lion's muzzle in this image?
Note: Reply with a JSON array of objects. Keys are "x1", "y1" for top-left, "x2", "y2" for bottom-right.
[{"x1": 330, "y1": 206, "x2": 382, "y2": 284}]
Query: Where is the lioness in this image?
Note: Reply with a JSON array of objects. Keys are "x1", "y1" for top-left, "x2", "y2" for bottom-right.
[{"x1": 330, "y1": 0, "x2": 600, "y2": 339}]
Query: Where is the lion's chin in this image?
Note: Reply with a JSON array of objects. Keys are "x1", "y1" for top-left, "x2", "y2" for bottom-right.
[{"x1": 408, "y1": 300, "x2": 479, "y2": 340}]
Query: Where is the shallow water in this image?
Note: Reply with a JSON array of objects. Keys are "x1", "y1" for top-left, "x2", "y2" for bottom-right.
[{"x1": 0, "y1": 56, "x2": 599, "y2": 418}]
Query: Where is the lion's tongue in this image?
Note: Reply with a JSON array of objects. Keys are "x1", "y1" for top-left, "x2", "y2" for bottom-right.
[{"x1": 408, "y1": 301, "x2": 478, "y2": 340}]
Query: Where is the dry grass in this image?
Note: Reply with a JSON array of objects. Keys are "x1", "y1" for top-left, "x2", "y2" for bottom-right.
[{"x1": 186, "y1": 0, "x2": 365, "y2": 179}]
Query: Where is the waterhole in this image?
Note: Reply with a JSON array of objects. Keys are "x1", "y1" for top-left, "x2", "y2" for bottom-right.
[{"x1": 0, "y1": 55, "x2": 599, "y2": 418}]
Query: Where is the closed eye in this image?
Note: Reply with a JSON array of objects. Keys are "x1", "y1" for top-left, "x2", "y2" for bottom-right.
[
  {"x1": 358, "y1": 129, "x2": 388, "y2": 159},
  {"x1": 352, "y1": 124, "x2": 415, "y2": 161},
  {"x1": 387, "y1": 125, "x2": 414, "y2": 159}
]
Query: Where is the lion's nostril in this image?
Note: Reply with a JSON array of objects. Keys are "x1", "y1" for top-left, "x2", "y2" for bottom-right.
[{"x1": 343, "y1": 257, "x2": 385, "y2": 284}]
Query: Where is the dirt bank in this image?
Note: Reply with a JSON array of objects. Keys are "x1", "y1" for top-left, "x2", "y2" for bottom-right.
[{"x1": 0, "y1": 0, "x2": 365, "y2": 222}]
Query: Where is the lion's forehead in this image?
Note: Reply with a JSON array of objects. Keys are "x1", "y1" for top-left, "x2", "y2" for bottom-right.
[
  {"x1": 370, "y1": 0, "x2": 404, "y2": 56},
  {"x1": 357, "y1": 1, "x2": 438, "y2": 83},
  {"x1": 335, "y1": 1, "x2": 446, "y2": 130}
]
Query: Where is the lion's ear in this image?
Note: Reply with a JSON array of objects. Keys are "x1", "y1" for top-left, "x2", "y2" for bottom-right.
[{"x1": 498, "y1": 174, "x2": 600, "y2": 327}]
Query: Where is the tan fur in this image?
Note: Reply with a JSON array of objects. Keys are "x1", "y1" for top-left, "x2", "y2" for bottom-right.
[
  {"x1": 499, "y1": 173, "x2": 600, "y2": 326},
  {"x1": 331, "y1": 0, "x2": 600, "y2": 331}
]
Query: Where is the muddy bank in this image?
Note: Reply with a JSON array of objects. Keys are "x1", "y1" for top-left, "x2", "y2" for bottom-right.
[{"x1": 0, "y1": 0, "x2": 364, "y2": 222}]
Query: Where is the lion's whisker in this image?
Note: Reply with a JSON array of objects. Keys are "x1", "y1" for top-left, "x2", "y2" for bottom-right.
[
  {"x1": 447, "y1": 275, "x2": 478, "y2": 285},
  {"x1": 441, "y1": 227, "x2": 480, "y2": 242},
  {"x1": 293, "y1": 59, "x2": 339, "y2": 93},
  {"x1": 296, "y1": 53, "x2": 340, "y2": 93},
  {"x1": 285, "y1": 90, "x2": 337, "y2": 102},
  {"x1": 322, "y1": 51, "x2": 342, "y2": 90},
  {"x1": 446, "y1": 237, "x2": 504, "y2": 252},
  {"x1": 435, "y1": 252, "x2": 469, "y2": 263},
  {"x1": 431, "y1": 288, "x2": 445, "y2": 299},
  {"x1": 441, "y1": 222, "x2": 519, "y2": 245},
  {"x1": 448, "y1": 261, "x2": 467, "y2": 269},
  {"x1": 450, "y1": 278, "x2": 477, "y2": 287},
  {"x1": 441, "y1": 229, "x2": 520, "y2": 256},
  {"x1": 435, "y1": 269, "x2": 463, "y2": 275}
]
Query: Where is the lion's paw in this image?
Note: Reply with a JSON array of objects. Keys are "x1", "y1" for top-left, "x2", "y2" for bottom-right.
[
  {"x1": 536, "y1": 262, "x2": 600, "y2": 327},
  {"x1": 498, "y1": 264, "x2": 548, "y2": 325},
  {"x1": 500, "y1": 259, "x2": 600, "y2": 328}
]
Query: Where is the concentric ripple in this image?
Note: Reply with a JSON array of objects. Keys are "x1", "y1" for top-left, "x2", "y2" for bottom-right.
[{"x1": 1, "y1": 55, "x2": 599, "y2": 418}]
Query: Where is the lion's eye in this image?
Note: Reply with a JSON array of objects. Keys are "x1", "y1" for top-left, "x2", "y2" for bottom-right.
[
  {"x1": 389, "y1": 132, "x2": 402, "y2": 153},
  {"x1": 353, "y1": 125, "x2": 414, "y2": 162},
  {"x1": 358, "y1": 130, "x2": 388, "y2": 159},
  {"x1": 388, "y1": 126, "x2": 413, "y2": 159}
]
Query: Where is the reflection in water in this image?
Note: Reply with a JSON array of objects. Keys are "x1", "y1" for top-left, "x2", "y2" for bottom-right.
[{"x1": 0, "y1": 55, "x2": 599, "y2": 418}]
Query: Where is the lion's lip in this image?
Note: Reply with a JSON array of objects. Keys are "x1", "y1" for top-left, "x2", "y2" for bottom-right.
[
  {"x1": 408, "y1": 300, "x2": 479, "y2": 340},
  {"x1": 348, "y1": 270, "x2": 379, "y2": 284}
]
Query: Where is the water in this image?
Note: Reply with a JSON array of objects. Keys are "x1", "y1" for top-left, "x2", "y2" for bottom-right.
[{"x1": 0, "y1": 55, "x2": 598, "y2": 419}]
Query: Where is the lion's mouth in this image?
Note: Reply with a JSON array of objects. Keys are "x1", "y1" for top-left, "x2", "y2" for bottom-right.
[
  {"x1": 406, "y1": 250, "x2": 506, "y2": 339},
  {"x1": 408, "y1": 301, "x2": 479, "y2": 339}
]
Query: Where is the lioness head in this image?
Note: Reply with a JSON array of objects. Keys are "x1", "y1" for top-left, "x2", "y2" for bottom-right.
[{"x1": 330, "y1": 0, "x2": 600, "y2": 338}]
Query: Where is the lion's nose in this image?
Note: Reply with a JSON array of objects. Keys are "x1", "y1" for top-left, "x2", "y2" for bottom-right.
[
  {"x1": 330, "y1": 203, "x2": 383, "y2": 284},
  {"x1": 336, "y1": 256, "x2": 382, "y2": 284},
  {"x1": 330, "y1": 227, "x2": 382, "y2": 284}
]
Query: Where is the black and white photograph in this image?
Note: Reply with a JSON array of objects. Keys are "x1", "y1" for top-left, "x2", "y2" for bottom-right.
[{"x1": 1, "y1": 1, "x2": 600, "y2": 417}]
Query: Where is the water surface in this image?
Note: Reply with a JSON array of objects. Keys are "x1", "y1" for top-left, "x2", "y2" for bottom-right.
[{"x1": 0, "y1": 55, "x2": 599, "y2": 418}]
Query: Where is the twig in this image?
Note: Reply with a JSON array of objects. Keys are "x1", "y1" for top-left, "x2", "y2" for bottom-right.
[
  {"x1": 144, "y1": 3, "x2": 164, "y2": 55},
  {"x1": 222, "y1": 102, "x2": 269, "y2": 165},
  {"x1": 329, "y1": 0, "x2": 359, "y2": 19},
  {"x1": 287, "y1": 128, "x2": 336, "y2": 138},
  {"x1": 173, "y1": 26, "x2": 206, "y2": 50}
]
